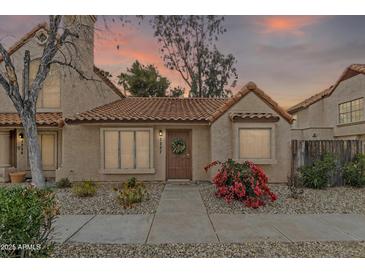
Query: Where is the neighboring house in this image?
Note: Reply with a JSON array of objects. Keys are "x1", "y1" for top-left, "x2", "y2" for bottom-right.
[
  {"x1": 288, "y1": 64, "x2": 365, "y2": 151},
  {"x1": 0, "y1": 16, "x2": 293, "y2": 184},
  {"x1": 0, "y1": 16, "x2": 124, "y2": 182}
]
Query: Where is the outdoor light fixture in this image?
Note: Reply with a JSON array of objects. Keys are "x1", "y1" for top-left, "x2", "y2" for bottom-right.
[
  {"x1": 19, "y1": 133, "x2": 24, "y2": 139},
  {"x1": 159, "y1": 130, "x2": 163, "y2": 153}
]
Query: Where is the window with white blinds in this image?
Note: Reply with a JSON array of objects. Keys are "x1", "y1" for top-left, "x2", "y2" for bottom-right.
[
  {"x1": 103, "y1": 129, "x2": 151, "y2": 170},
  {"x1": 239, "y1": 128, "x2": 271, "y2": 159}
]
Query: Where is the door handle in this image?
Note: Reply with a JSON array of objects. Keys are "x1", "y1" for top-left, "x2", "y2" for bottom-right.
[{"x1": 186, "y1": 153, "x2": 190, "y2": 158}]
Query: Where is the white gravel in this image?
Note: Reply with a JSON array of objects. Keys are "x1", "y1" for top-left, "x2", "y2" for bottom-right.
[
  {"x1": 52, "y1": 241, "x2": 365, "y2": 258},
  {"x1": 200, "y1": 184, "x2": 365, "y2": 214},
  {"x1": 56, "y1": 182, "x2": 165, "y2": 215}
]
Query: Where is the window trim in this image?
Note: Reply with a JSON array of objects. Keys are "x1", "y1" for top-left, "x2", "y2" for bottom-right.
[
  {"x1": 100, "y1": 128, "x2": 155, "y2": 174},
  {"x1": 338, "y1": 97, "x2": 364, "y2": 125},
  {"x1": 233, "y1": 123, "x2": 277, "y2": 165}
]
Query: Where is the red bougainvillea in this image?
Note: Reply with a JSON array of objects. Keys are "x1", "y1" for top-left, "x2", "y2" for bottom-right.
[{"x1": 204, "y1": 159, "x2": 277, "y2": 208}]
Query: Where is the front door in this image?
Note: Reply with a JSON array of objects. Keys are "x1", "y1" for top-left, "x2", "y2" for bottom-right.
[{"x1": 166, "y1": 129, "x2": 192, "y2": 179}]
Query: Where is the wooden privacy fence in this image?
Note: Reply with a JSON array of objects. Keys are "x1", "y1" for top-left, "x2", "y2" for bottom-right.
[{"x1": 291, "y1": 140, "x2": 363, "y2": 186}]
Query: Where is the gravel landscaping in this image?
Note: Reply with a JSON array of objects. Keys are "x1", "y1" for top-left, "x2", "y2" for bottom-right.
[
  {"x1": 200, "y1": 184, "x2": 365, "y2": 214},
  {"x1": 52, "y1": 241, "x2": 365, "y2": 258},
  {"x1": 56, "y1": 182, "x2": 165, "y2": 215}
]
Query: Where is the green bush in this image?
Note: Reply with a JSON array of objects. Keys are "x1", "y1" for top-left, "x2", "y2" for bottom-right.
[
  {"x1": 114, "y1": 178, "x2": 149, "y2": 208},
  {"x1": 0, "y1": 186, "x2": 59, "y2": 257},
  {"x1": 343, "y1": 154, "x2": 365, "y2": 187},
  {"x1": 299, "y1": 153, "x2": 336, "y2": 189},
  {"x1": 56, "y1": 177, "x2": 72, "y2": 188},
  {"x1": 72, "y1": 180, "x2": 97, "y2": 197}
]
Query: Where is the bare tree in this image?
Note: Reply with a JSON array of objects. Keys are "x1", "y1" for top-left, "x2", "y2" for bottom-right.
[{"x1": 0, "y1": 15, "x2": 89, "y2": 188}]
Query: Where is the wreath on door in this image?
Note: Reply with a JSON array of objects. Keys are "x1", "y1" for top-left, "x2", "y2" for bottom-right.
[{"x1": 171, "y1": 138, "x2": 186, "y2": 154}]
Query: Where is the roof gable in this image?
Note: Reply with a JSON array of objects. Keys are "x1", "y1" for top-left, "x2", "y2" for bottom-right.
[
  {"x1": 208, "y1": 81, "x2": 293, "y2": 123},
  {"x1": 0, "y1": 21, "x2": 124, "y2": 98},
  {"x1": 288, "y1": 64, "x2": 365, "y2": 114}
]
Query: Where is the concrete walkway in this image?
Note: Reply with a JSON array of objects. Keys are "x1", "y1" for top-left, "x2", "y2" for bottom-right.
[{"x1": 53, "y1": 184, "x2": 365, "y2": 244}]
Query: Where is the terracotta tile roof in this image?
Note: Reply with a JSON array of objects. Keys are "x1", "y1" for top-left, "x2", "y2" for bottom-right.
[
  {"x1": 0, "y1": 112, "x2": 63, "y2": 127},
  {"x1": 287, "y1": 86, "x2": 333, "y2": 114},
  {"x1": 229, "y1": 112, "x2": 280, "y2": 122},
  {"x1": 66, "y1": 97, "x2": 227, "y2": 123},
  {"x1": 93, "y1": 66, "x2": 124, "y2": 98},
  {"x1": 288, "y1": 64, "x2": 365, "y2": 114},
  {"x1": 208, "y1": 82, "x2": 293, "y2": 123}
]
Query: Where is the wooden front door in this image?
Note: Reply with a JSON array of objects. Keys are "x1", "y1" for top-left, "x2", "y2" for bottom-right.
[{"x1": 166, "y1": 129, "x2": 192, "y2": 179}]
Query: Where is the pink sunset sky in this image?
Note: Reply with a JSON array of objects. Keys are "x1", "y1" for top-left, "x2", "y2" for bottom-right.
[{"x1": 1, "y1": 15, "x2": 365, "y2": 109}]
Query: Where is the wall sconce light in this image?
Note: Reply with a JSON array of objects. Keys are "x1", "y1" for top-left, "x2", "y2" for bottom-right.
[
  {"x1": 312, "y1": 133, "x2": 317, "y2": 138},
  {"x1": 18, "y1": 132, "x2": 24, "y2": 155},
  {"x1": 159, "y1": 130, "x2": 163, "y2": 154}
]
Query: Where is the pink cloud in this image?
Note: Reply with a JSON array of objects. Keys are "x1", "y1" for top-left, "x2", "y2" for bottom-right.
[{"x1": 255, "y1": 16, "x2": 324, "y2": 36}]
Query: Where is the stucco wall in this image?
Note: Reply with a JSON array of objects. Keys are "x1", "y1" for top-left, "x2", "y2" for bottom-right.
[
  {"x1": 291, "y1": 74, "x2": 365, "y2": 140},
  {"x1": 210, "y1": 92, "x2": 291, "y2": 183},
  {"x1": 56, "y1": 123, "x2": 211, "y2": 182}
]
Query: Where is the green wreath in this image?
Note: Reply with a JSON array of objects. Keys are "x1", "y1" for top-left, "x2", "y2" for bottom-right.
[{"x1": 171, "y1": 138, "x2": 186, "y2": 154}]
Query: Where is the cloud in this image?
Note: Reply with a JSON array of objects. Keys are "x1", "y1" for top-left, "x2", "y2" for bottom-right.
[{"x1": 254, "y1": 16, "x2": 324, "y2": 36}]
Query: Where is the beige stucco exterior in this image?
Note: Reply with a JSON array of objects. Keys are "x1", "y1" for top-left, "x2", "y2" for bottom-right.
[
  {"x1": 291, "y1": 74, "x2": 365, "y2": 144},
  {"x1": 0, "y1": 16, "x2": 293, "y2": 184},
  {"x1": 0, "y1": 16, "x2": 121, "y2": 182},
  {"x1": 56, "y1": 123, "x2": 211, "y2": 182},
  {"x1": 210, "y1": 92, "x2": 292, "y2": 183}
]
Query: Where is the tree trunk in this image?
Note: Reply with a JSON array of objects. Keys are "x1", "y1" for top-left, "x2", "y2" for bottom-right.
[{"x1": 21, "y1": 111, "x2": 45, "y2": 188}]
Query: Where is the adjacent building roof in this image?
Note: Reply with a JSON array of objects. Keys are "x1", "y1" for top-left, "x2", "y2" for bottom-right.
[
  {"x1": 208, "y1": 82, "x2": 293, "y2": 123},
  {"x1": 0, "y1": 112, "x2": 63, "y2": 127},
  {"x1": 288, "y1": 64, "x2": 365, "y2": 114},
  {"x1": 65, "y1": 97, "x2": 227, "y2": 123}
]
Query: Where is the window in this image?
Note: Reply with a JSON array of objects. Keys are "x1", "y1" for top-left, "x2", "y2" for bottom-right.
[
  {"x1": 27, "y1": 132, "x2": 57, "y2": 170},
  {"x1": 29, "y1": 60, "x2": 61, "y2": 109},
  {"x1": 339, "y1": 98, "x2": 364, "y2": 124},
  {"x1": 239, "y1": 128, "x2": 271, "y2": 159},
  {"x1": 0, "y1": 132, "x2": 11, "y2": 166},
  {"x1": 103, "y1": 129, "x2": 152, "y2": 170}
]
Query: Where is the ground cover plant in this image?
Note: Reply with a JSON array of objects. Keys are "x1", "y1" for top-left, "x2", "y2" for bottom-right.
[
  {"x1": 72, "y1": 180, "x2": 97, "y2": 197},
  {"x1": 114, "y1": 177, "x2": 149, "y2": 208}
]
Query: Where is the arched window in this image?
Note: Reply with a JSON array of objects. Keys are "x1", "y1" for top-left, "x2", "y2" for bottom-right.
[{"x1": 29, "y1": 60, "x2": 61, "y2": 109}]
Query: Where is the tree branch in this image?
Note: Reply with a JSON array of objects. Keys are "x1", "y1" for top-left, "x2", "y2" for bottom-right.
[
  {"x1": 49, "y1": 60, "x2": 100, "y2": 82},
  {"x1": 22, "y1": 50, "x2": 30, "y2": 101}
]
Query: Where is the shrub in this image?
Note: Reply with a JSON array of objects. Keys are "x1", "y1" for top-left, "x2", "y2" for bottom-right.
[
  {"x1": 343, "y1": 154, "x2": 365, "y2": 187},
  {"x1": 0, "y1": 185, "x2": 59, "y2": 257},
  {"x1": 299, "y1": 153, "x2": 336, "y2": 189},
  {"x1": 72, "y1": 180, "x2": 97, "y2": 197},
  {"x1": 204, "y1": 159, "x2": 277, "y2": 208},
  {"x1": 114, "y1": 178, "x2": 149, "y2": 208},
  {"x1": 56, "y1": 177, "x2": 72, "y2": 188}
]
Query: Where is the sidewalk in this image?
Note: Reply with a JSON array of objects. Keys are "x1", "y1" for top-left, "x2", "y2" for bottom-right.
[{"x1": 53, "y1": 184, "x2": 365, "y2": 244}]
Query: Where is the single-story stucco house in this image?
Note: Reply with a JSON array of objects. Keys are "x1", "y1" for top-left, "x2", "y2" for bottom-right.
[
  {"x1": 288, "y1": 64, "x2": 365, "y2": 152},
  {"x1": 0, "y1": 16, "x2": 294, "y2": 184}
]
